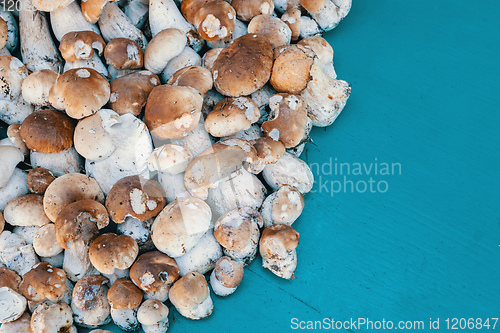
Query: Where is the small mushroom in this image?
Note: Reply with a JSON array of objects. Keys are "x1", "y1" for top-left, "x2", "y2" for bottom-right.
[
  {"x1": 26, "y1": 167, "x2": 55, "y2": 195},
  {"x1": 298, "y1": 35, "x2": 336, "y2": 78},
  {"x1": 205, "y1": 97, "x2": 260, "y2": 137},
  {"x1": 137, "y1": 299, "x2": 170, "y2": 333},
  {"x1": 20, "y1": 69, "x2": 58, "y2": 107},
  {"x1": 107, "y1": 278, "x2": 142, "y2": 332},
  {"x1": 270, "y1": 44, "x2": 315, "y2": 94},
  {"x1": 0, "y1": 230, "x2": 39, "y2": 276},
  {"x1": 3, "y1": 194, "x2": 51, "y2": 227},
  {"x1": 251, "y1": 136, "x2": 286, "y2": 173},
  {"x1": 210, "y1": 256, "x2": 244, "y2": 296},
  {"x1": 213, "y1": 207, "x2": 263, "y2": 264},
  {"x1": 59, "y1": 31, "x2": 106, "y2": 62},
  {"x1": 193, "y1": 0, "x2": 236, "y2": 41},
  {"x1": 0, "y1": 287, "x2": 27, "y2": 323},
  {"x1": 259, "y1": 224, "x2": 299, "y2": 279},
  {"x1": 89, "y1": 233, "x2": 139, "y2": 276},
  {"x1": 19, "y1": 262, "x2": 67, "y2": 304},
  {"x1": 169, "y1": 271, "x2": 213, "y2": 320},
  {"x1": 129, "y1": 251, "x2": 180, "y2": 301},
  {"x1": 104, "y1": 38, "x2": 143, "y2": 70},
  {"x1": 71, "y1": 275, "x2": 111, "y2": 328},
  {"x1": 4, "y1": 125, "x2": 28, "y2": 157},
  {"x1": 33, "y1": 224, "x2": 64, "y2": 258},
  {"x1": 248, "y1": 15, "x2": 291, "y2": 48},
  {"x1": 262, "y1": 152, "x2": 314, "y2": 193},
  {"x1": 30, "y1": 302, "x2": 77, "y2": 333},
  {"x1": 261, "y1": 185, "x2": 304, "y2": 227},
  {"x1": 231, "y1": 0, "x2": 274, "y2": 21}
]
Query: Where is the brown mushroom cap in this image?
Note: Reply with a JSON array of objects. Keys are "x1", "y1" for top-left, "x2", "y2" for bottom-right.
[
  {"x1": 72, "y1": 274, "x2": 109, "y2": 313},
  {"x1": 167, "y1": 66, "x2": 213, "y2": 97},
  {"x1": 259, "y1": 223, "x2": 299, "y2": 259},
  {"x1": 281, "y1": 8, "x2": 301, "y2": 41},
  {"x1": 231, "y1": 0, "x2": 274, "y2": 21},
  {"x1": 251, "y1": 136, "x2": 286, "y2": 165},
  {"x1": 129, "y1": 251, "x2": 180, "y2": 292},
  {"x1": 3, "y1": 193, "x2": 51, "y2": 227},
  {"x1": 261, "y1": 93, "x2": 308, "y2": 148},
  {"x1": 107, "y1": 278, "x2": 143, "y2": 310},
  {"x1": 298, "y1": 36, "x2": 333, "y2": 65},
  {"x1": 0, "y1": 17, "x2": 7, "y2": 50},
  {"x1": 59, "y1": 31, "x2": 106, "y2": 62},
  {"x1": 49, "y1": 68, "x2": 110, "y2": 120},
  {"x1": 270, "y1": 44, "x2": 316, "y2": 94},
  {"x1": 248, "y1": 15, "x2": 291, "y2": 49},
  {"x1": 137, "y1": 299, "x2": 169, "y2": 325},
  {"x1": 299, "y1": 0, "x2": 325, "y2": 14},
  {"x1": 205, "y1": 97, "x2": 260, "y2": 137},
  {"x1": 144, "y1": 85, "x2": 203, "y2": 140},
  {"x1": 0, "y1": 267, "x2": 22, "y2": 292},
  {"x1": 6, "y1": 124, "x2": 29, "y2": 156},
  {"x1": 82, "y1": 0, "x2": 118, "y2": 24},
  {"x1": 104, "y1": 38, "x2": 143, "y2": 70},
  {"x1": 169, "y1": 272, "x2": 208, "y2": 310},
  {"x1": 109, "y1": 70, "x2": 160, "y2": 116},
  {"x1": 212, "y1": 33, "x2": 273, "y2": 97},
  {"x1": 43, "y1": 173, "x2": 105, "y2": 223},
  {"x1": 213, "y1": 256, "x2": 244, "y2": 288},
  {"x1": 55, "y1": 199, "x2": 108, "y2": 249},
  {"x1": 270, "y1": 185, "x2": 304, "y2": 224},
  {"x1": 31, "y1": 0, "x2": 73, "y2": 11},
  {"x1": 194, "y1": 0, "x2": 236, "y2": 41},
  {"x1": 105, "y1": 175, "x2": 166, "y2": 224},
  {"x1": 26, "y1": 168, "x2": 55, "y2": 195},
  {"x1": 19, "y1": 109, "x2": 75, "y2": 154},
  {"x1": 213, "y1": 207, "x2": 263, "y2": 251},
  {"x1": 181, "y1": 0, "x2": 212, "y2": 24},
  {"x1": 89, "y1": 233, "x2": 139, "y2": 275},
  {"x1": 19, "y1": 262, "x2": 67, "y2": 303}
]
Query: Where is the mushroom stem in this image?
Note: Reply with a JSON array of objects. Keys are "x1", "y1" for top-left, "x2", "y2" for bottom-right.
[
  {"x1": 111, "y1": 307, "x2": 140, "y2": 332},
  {"x1": 30, "y1": 148, "x2": 84, "y2": 177},
  {"x1": 63, "y1": 53, "x2": 110, "y2": 79},
  {"x1": 63, "y1": 239, "x2": 95, "y2": 282},
  {"x1": 0, "y1": 11, "x2": 18, "y2": 53},
  {"x1": 299, "y1": 16, "x2": 321, "y2": 39},
  {"x1": 50, "y1": 1, "x2": 101, "y2": 41},
  {"x1": 18, "y1": 0, "x2": 63, "y2": 72},
  {"x1": 122, "y1": 0, "x2": 149, "y2": 29},
  {"x1": 99, "y1": 3, "x2": 148, "y2": 50}
]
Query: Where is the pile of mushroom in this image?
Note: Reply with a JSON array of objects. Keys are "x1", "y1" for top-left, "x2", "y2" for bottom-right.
[{"x1": 0, "y1": 0, "x2": 351, "y2": 330}]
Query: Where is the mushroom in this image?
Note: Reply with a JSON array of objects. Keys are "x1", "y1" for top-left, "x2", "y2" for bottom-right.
[
  {"x1": 206, "y1": 18, "x2": 247, "y2": 49},
  {"x1": 98, "y1": 3, "x2": 148, "y2": 49},
  {"x1": 169, "y1": 271, "x2": 213, "y2": 320},
  {"x1": 43, "y1": 172, "x2": 105, "y2": 223},
  {"x1": 59, "y1": 30, "x2": 106, "y2": 62},
  {"x1": 3, "y1": 194, "x2": 51, "y2": 227},
  {"x1": 88, "y1": 233, "x2": 139, "y2": 279},
  {"x1": 270, "y1": 44, "x2": 315, "y2": 94},
  {"x1": 0, "y1": 17, "x2": 6, "y2": 51},
  {"x1": 247, "y1": 15, "x2": 292, "y2": 48},
  {"x1": 299, "y1": 15, "x2": 321, "y2": 39},
  {"x1": 30, "y1": 302, "x2": 77, "y2": 333},
  {"x1": 211, "y1": 33, "x2": 273, "y2": 97},
  {"x1": 0, "y1": 287, "x2": 27, "y2": 323},
  {"x1": 49, "y1": 68, "x2": 110, "y2": 120},
  {"x1": 151, "y1": 197, "x2": 212, "y2": 258},
  {"x1": 210, "y1": 256, "x2": 244, "y2": 296},
  {"x1": 0, "y1": 146, "x2": 23, "y2": 188},
  {"x1": 26, "y1": 167, "x2": 55, "y2": 195},
  {"x1": 107, "y1": 278, "x2": 142, "y2": 332},
  {"x1": 281, "y1": 8, "x2": 301, "y2": 41},
  {"x1": 148, "y1": 144, "x2": 194, "y2": 175},
  {"x1": 81, "y1": 0, "x2": 119, "y2": 24},
  {"x1": 144, "y1": 28, "x2": 187, "y2": 75},
  {"x1": 12, "y1": 226, "x2": 40, "y2": 246},
  {"x1": 109, "y1": 70, "x2": 160, "y2": 116},
  {"x1": 250, "y1": 84, "x2": 278, "y2": 115},
  {"x1": 137, "y1": 299, "x2": 170, "y2": 333},
  {"x1": 213, "y1": 207, "x2": 263, "y2": 264},
  {"x1": 169, "y1": 119, "x2": 214, "y2": 157},
  {"x1": 31, "y1": 0, "x2": 74, "y2": 11},
  {"x1": 129, "y1": 251, "x2": 180, "y2": 301},
  {"x1": 116, "y1": 217, "x2": 155, "y2": 253},
  {"x1": 310, "y1": 0, "x2": 351, "y2": 32},
  {"x1": 71, "y1": 275, "x2": 111, "y2": 328},
  {"x1": 18, "y1": 0, "x2": 63, "y2": 72},
  {"x1": 19, "y1": 262, "x2": 67, "y2": 304},
  {"x1": 262, "y1": 152, "x2": 314, "y2": 193},
  {"x1": 180, "y1": 0, "x2": 211, "y2": 24},
  {"x1": 0, "y1": 312, "x2": 31, "y2": 333},
  {"x1": 175, "y1": 230, "x2": 223, "y2": 276},
  {"x1": 105, "y1": 175, "x2": 166, "y2": 224},
  {"x1": 50, "y1": 1, "x2": 101, "y2": 41},
  {"x1": 298, "y1": 35, "x2": 336, "y2": 79},
  {"x1": 144, "y1": 85, "x2": 203, "y2": 140},
  {"x1": 122, "y1": 0, "x2": 149, "y2": 29},
  {"x1": 231, "y1": 0, "x2": 274, "y2": 21},
  {"x1": 259, "y1": 224, "x2": 299, "y2": 279},
  {"x1": 201, "y1": 47, "x2": 222, "y2": 71},
  {"x1": 248, "y1": 136, "x2": 286, "y2": 173},
  {"x1": 63, "y1": 53, "x2": 110, "y2": 79},
  {"x1": 193, "y1": 0, "x2": 236, "y2": 41},
  {"x1": 0, "y1": 267, "x2": 22, "y2": 292},
  {"x1": 33, "y1": 223, "x2": 64, "y2": 258},
  {"x1": 261, "y1": 185, "x2": 304, "y2": 227},
  {"x1": 0, "y1": 169, "x2": 29, "y2": 211},
  {"x1": 104, "y1": 38, "x2": 143, "y2": 71},
  {"x1": 20, "y1": 69, "x2": 58, "y2": 107},
  {"x1": 205, "y1": 97, "x2": 260, "y2": 137},
  {"x1": 0, "y1": 230, "x2": 39, "y2": 276},
  {"x1": 161, "y1": 46, "x2": 202, "y2": 81},
  {"x1": 2, "y1": 125, "x2": 28, "y2": 157}
]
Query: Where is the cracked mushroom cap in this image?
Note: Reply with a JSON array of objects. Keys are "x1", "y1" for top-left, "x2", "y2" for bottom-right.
[
  {"x1": 19, "y1": 262, "x2": 67, "y2": 303},
  {"x1": 251, "y1": 136, "x2": 286, "y2": 166},
  {"x1": 261, "y1": 93, "x2": 308, "y2": 148},
  {"x1": 109, "y1": 70, "x2": 160, "y2": 116},
  {"x1": 107, "y1": 278, "x2": 142, "y2": 310},
  {"x1": 248, "y1": 15, "x2": 292, "y2": 49},
  {"x1": 231, "y1": 0, "x2": 274, "y2": 21},
  {"x1": 26, "y1": 167, "x2": 55, "y2": 195},
  {"x1": 205, "y1": 96, "x2": 260, "y2": 137},
  {"x1": 49, "y1": 68, "x2": 110, "y2": 120},
  {"x1": 19, "y1": 109, "x2": 74, "y2": 154},
  {"x1": 82, "y1": 0, "x2": 118, "y2": 24},
  {"x1": 31, "y1": 0, "x2": 73, "y2": 11},
  {"x1": 298, "y1": 35, "x2": 334, "y2": 66},
  {"x1": 59, "y1": 31, "x2": 106, "y2": 62},
  {"x1": 144, "y1": 85, "x2": 203, "y2": 140},
  {"x1": 212, "y1": 34, "x2": 273, "y2": 97},
  {"x1": 0, "y1": 17, "x2": 7, "y2": 50},
  {"x1": 281, "y1": 8, "x2": 301, "y2": 41},
  {"x1": 148, "y1": 144, "x2": 194, "y2": 175},
  {"x1": 167, "y1": 66, "x2": 213, "y2": 97},
  {"x1": 213, "y1": 256, "x2": 244, "y2": 288},
  {"x1": 194, "y1": 0, "x2": 236, "y2": 41},
  {"x1": 104, "y1": 38, "x2": 143, "y2": 70},
  {"x1": 129, "y1": 251, "x2": 180, "y2": 293},
  {"x1": 270, "y1": 44, "x2": 316, "y2": 94},
  {"x1": 89, "y1": 233, "x2": 139, "y2": 275},
  {"x1": 169, "y1": 272, "x2": 209, "y2": 312},
  {"x1": 3, "y1": 194, "x2": 51, "y2": 227},
  {"x1": 55, "y1": 199, "x2": 108, "y2": 249},
  {"x1": 0, "y1": 55, "x2": 28, "y2": 102},
  {"x1": 137, "y1": 299, "x2": 169, "y2": 326},
  {"x1": 0, "y1": 311, "x2": 31, "y2": 333},
  {"x1": 71, "y1": 275, "x2": 110, "y2": 327},
  {"x1": 0, "y1": 267, "x2": 21, "y2": 292},
  {"x1": 105, "y1": 175, "x2": 166, "y2": 224},
  {"x1": 21, "y1": 69, "x2": 58, "y2": 107},
  {"x1": 30, "y1": 302, "x2": 76, "y2": 333},
  {"x1": 213, "y1": 207, "x2": 263, "y2": 251},
  {"x1": 43, "y1": 173, "x2": 105, "y2": 222},
  {"x1": 262, "y1": 185, "x2": 304, "y2": 226},
  {"x1": 259, "y1": 223, "x2": 299, "y2": 260}
]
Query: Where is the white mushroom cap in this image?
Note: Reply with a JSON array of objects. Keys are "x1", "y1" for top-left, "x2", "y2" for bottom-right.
[
  {"x1": 148, "y1": 144, "x2": 194, "y2": 175},
  {"x1": 20, "y1": 69, "x2": 58, "y2": 106},
  {"x1": 137, "y1": 299, "x2": 169, "y2": 326},
  {"x1": 0, "y1": 287, "x2": 27, "y2": 323},
  {"x1": 31, "y1": 302, "x2": 77, "y2": 333},
  {"x1": 33, "y1": 223, "x2": 64, "y2": 257},
  {"x1": 261, "y1": 185, "x2": 304, "y2": 227},
  {"x1": 73, "y1": 109, "x2": 116, "y2": 161},
  {"x1": 4, "y1": 194, "x2": 51, "y2": 227},
  {"x1": 0, "y1": 146, "x2": 23, "y2": 188}
]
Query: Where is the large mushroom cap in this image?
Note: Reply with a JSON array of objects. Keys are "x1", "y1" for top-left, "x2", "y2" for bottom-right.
[
  {"x1": 248, "y1": 15, "x2": 292, "y2": 49},
  {"x1": 167, "y1": 65, "x2": 213, "y2": 97},
  {"x1": 21, "y1": 69, "x2": 59, "y2": 107},
  {"x1": 205, "y1": 97, "x2": 260, "y2": 137},
  {"x1": 4, "y1": 193, "x2": 51, "y2": 227},
  {"x1": 231, "y1": 0, "x2": 274, "y2": 21},
  {"x1": 107, "y1": 278, "x2": 142, "y2": 310},
  {"x1": 48, "y1": 68, "x2": 110, "y2": 120},
  {"x1": 71, "y1": 274, "x2": 110, "y2": 327},
  {"x1": 212, "y1": 33, "x2": 273, "y2": 97},
  {"x1": 105, "y1": 175, "x2": 166, "y2": 224},
  {"x1": 19, "y1": 109, "x2": 75, "y2": 154},
  {"x1": 89, "y1": 233, "x2": 139, "y2": 275},
  {"x1": 129, "y1": 251, "x2": 180, "y2": 292},
  {"x1": 19, "y1": 262, "x2": 67, "y2": 303}
]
